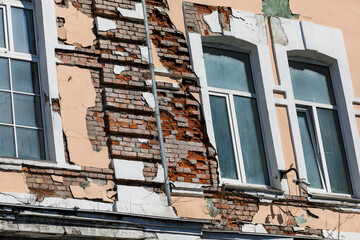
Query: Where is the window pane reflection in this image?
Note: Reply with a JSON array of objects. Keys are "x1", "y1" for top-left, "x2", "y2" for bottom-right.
[
  {"x1": 12, "y1": 7, "x2": 36, "y2": 54},
  {"x1": 210, "y1": 95, "x2": 238, "y2": 179}
]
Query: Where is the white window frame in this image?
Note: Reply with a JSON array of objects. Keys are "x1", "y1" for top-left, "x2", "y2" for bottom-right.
[
  {"x1": 272, "y1": 18, "x2": 360, "y2": 198},
  {"x1": 187, "y1": 11, "x2": 285, "y2": 190},
  {"x1": 203, "y1": 43, "x2": 270, "y2": 186},
  {"x1": 0, "y1": 0, "x2": 71, "y2": 168},
  {"x1": 0, "y1": 0, "x2": 48, "y2": 159}
]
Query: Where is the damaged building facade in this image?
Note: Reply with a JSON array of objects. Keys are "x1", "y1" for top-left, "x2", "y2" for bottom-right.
[{"x1": 0, "y1": 0, "x2": 360, "y2": 239}]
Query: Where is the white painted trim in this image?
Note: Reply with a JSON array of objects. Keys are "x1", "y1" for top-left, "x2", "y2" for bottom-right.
[
  {"x1": 271, "y1": 17, "x2": 360, "y2": 197},
  {"x1": 34, "y1": 0, "x2": 66, "y2": 165},
  {"x1": 187, "y1": 11, "x2": 284, "y2": 190}
]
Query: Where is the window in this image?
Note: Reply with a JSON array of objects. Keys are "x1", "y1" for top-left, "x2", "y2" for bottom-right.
[
  {"x1": 0, "y1": 0, "x2": 46, "y2": 160},
  {"x1": 289, "y1": 60, "x2": 352, "y2": 194},
  {"x1": 203, "y1": 45, "x2": 269, "y2": 185}
]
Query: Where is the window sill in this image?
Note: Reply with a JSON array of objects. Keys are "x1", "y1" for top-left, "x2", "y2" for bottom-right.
[
  {"x1": 308, "y1": 191, "x2": 360, "y2": 204},
  {"x1": 0, "y1": 157, "x2": 81, "y2": 171},
  {"x1": 221, "y1": 180, "x2": 284, "y2": 196}
]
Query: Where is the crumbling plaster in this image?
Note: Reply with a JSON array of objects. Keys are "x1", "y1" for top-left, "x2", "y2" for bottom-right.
[
  {"x1": 57, "y1": 65, "x2": 111, "y2": 169},
  {"x1": 172, "y1": 196, "x2": 216, "y2": 220},
  {"x1": 70, "y1": 179, "x2": 116, "y2": 203},
  {"x1": 54, "y1": 3, "x2": 96, "y2": 47},
  {"x1": 253, "y1": 204, "x2": 360, "y2": 234}
]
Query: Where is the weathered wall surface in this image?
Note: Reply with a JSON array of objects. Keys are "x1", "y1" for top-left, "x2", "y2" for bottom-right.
[{"x1": 2, "y1": 0, "x2": 359, "y2": 238}]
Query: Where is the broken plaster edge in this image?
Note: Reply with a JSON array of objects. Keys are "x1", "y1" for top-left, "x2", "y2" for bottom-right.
[{"x1": 0, "y1": 192, "x2": 113, "y2": 211}]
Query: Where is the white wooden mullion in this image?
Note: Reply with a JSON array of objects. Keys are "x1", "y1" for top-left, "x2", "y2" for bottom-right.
[
  {"x1": 312, "y1": 106, "x2": 332, "y2": 193},
  {"x1": 294, "y1": 99, "x2": 336, "y2": 110},
  {"x1": 0, "y1": 5, "x2": 8, "y2": 51},
  {"x1": 228, "y1": 93, "x2": 246, "y2": 182},
  {"x1": 6, "y1": 3, "x2": 12, "y2": 52},
  {"x1": 208, "y1": 86, "x2": 256, "y2": 98},
  {"x1": 7, "y1": 57, "x2": 18, "y2": 157},
  {"x1": 304, "y1": 108, "x2": 327, "y2": 191}
]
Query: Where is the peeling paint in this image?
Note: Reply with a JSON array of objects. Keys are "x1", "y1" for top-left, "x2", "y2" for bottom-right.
[
  {"x1": 54, "y1": 3, "x2": 95, "y2": 47},
  {"x1": 57, "y1": 65, "x2": 111, "y2": 168},
  {"x1": 206, "y1": 198, "x2": 220, "y2": 218},
  {"x1": 70, "y1": 180, "x2": 115, "y2": 203},
  {"x1": 203, "y1": 11, "x2": 222, "y2": 33}
]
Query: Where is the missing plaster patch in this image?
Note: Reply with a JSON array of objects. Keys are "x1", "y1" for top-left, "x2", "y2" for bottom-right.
[
  {"x1": 206, "y1": 198, "x2": 220, "y2": 218},
  {"x1": 96, "y1": 17, "x2": 117, "y2": 31},
  {"x1": 117, "y1": 2, "x2": 144, "y2": 20},
  {"x1": 203, "y1": 11, "x2": 222, "y2": 33}
]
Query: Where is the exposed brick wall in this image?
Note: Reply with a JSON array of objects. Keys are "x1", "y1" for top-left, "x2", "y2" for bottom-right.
[{"x1": 23, "y1": 166, "x2": 114, "y2": 201}]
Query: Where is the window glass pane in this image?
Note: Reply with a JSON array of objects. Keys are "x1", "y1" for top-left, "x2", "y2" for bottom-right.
[
  {"x1": 203, "y1": 47, "x2": 254, "y2": 93},
  {"x1": 0, "y1": 92, "x2": 13, "y2": 124},
  {"x1": 0, "y1": 125, "x2": 15, "y2": 157},
  {"x1": 297, "y1": 111, "x2": 323, "y2": 189},
  {"x1": 11, "y1": 60, "x2": 39, "y2": 94},
  {"x1": 11, "y1": 7, "x2": 36, "y2": 54},
  {"x1": 317, "y1": 108, "x2": 352, "y2": 194},
  {"x1": 0, "y1": 58, "x2": 10, "y2": 90},
  {"x1": 210, "y1": 95, "x2": 238, "y2": 179},
  {"x1": 16, "y1": 127, "x2": 44, "y2": 159},
  {"x1": 234, "y1": 96, "x2": 269, "y2": 185},
  {"x1": 14, "y1": 94, "x2": 42, "y2": 127},
  {"x1": 0, "y1": 8, "x2": 5, "y2": 48},
  {"x1": 289, "y1": 61, "x2": 335, "y2": 105}
]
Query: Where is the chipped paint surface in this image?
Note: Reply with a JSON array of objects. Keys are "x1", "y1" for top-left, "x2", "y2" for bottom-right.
[
  {"x1": 114, "y1": 65, "x2": 126, "y2": 74},
  {"x1": 357, "y1": 117, "x2": 360, "y2": 138},
  {"x1": 0, "y1": 172, "x2": 30, "y2": 194},
  {"x1": 57, "y1": 65, "x2": 111, "y2": 168},
  {"x1": 70, "y1": 179, "x2": 115, "y2": 203},
  {"x1": 54, "y1": 3, "x2": 95, "y2": 47}
]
